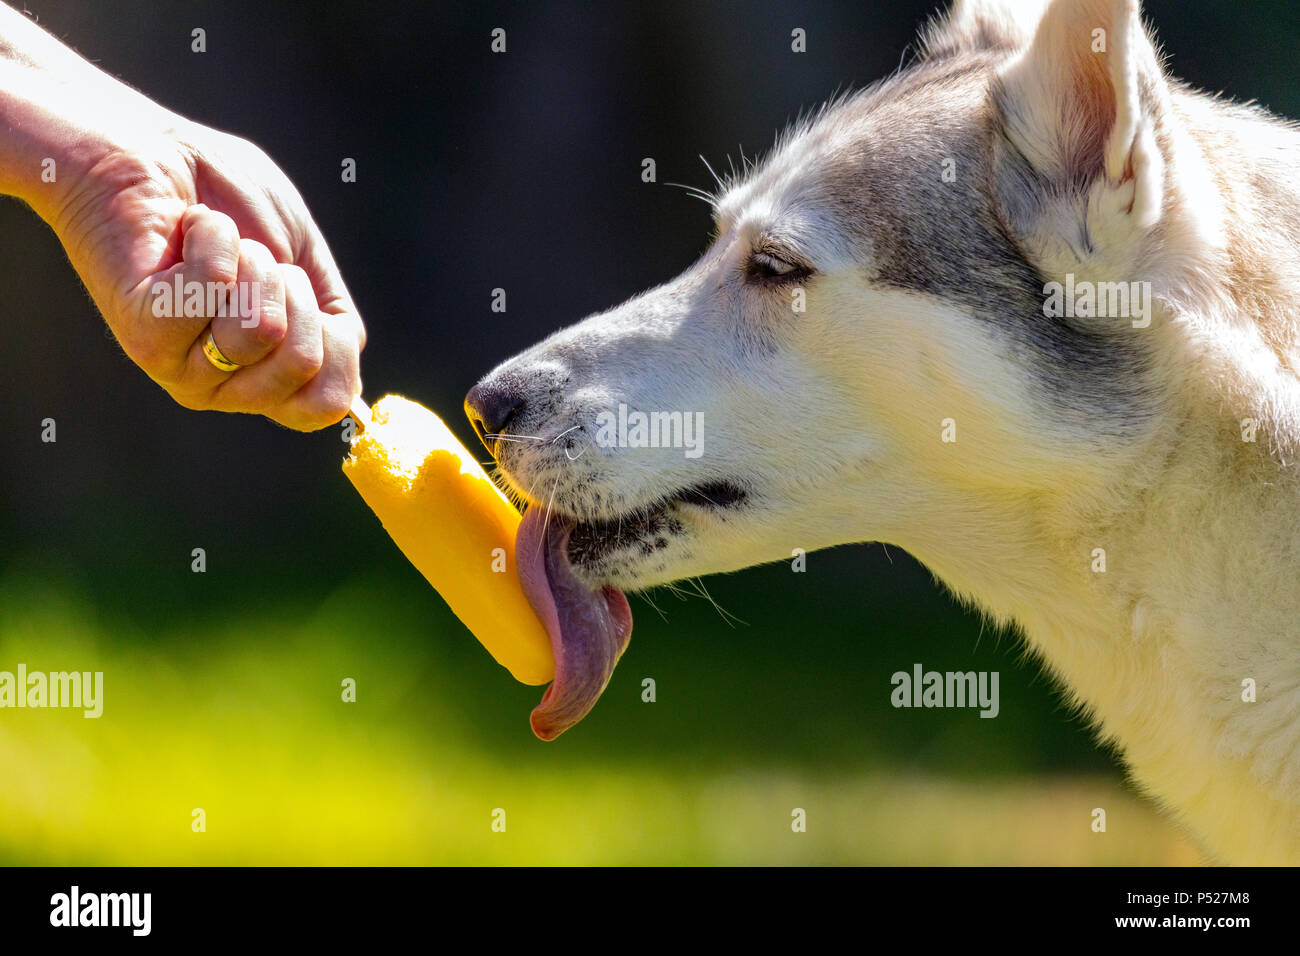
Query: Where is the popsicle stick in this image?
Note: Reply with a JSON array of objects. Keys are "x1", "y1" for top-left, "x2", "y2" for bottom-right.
[{"x1": 349, "y1": 395, "x2": 371, "y2": 433}]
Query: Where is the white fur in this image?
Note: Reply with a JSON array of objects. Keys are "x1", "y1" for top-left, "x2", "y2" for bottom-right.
[{"x1": 481, "y1": 0, "x2": 1300, "y2": 863}]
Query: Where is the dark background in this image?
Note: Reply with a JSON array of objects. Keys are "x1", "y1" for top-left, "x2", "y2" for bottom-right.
[{"x1": 0, "y1": 0, "x2": 1295, "y2": 862}]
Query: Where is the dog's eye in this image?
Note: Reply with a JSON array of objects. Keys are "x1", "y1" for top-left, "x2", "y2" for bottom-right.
[{"x1": 747, "y1": 251, "x2": 810, "y2": 284}]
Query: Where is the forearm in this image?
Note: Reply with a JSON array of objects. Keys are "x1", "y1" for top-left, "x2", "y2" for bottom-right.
[{"x1": 0, "y1": 2, "x2": 175, "y2": 223}]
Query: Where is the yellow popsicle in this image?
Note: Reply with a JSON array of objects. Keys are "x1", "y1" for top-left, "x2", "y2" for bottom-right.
[{"x1": 342, "y1": 394, "x2": 555, "y2": 685}]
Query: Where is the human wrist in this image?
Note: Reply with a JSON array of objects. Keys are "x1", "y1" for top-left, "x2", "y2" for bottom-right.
[{"x1": 0, "y1": 8, "x2": 182, "y2": 224}]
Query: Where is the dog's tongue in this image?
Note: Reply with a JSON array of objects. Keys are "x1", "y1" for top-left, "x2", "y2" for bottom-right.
[{"x1": 515, "y1": 507, "x2": 632, "y2": 740}]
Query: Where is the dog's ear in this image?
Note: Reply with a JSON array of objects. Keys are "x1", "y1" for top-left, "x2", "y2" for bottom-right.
[
  {"x1": 994, "y1": 0, "x2": 1168, "y2": 235},
  {"x1": 923, "y1": 0, "x2": 1051, "y2": 59}
]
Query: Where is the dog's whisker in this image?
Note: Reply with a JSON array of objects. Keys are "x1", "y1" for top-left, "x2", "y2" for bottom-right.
[
  {"x1": 661, "y1": 581, "x2": 692, "y2": 603},
  {"x1": 518, "y1": 472, "x2": 545, "y2": 513},
  {"x1": 636, "y1": 588, "x2": 669, "y2": 623},
  {"x1": 564, "y1": 441, "x2": 592, "y2": 462},
  {"x1": 687, "y1": 489, "x2": 722, "y2": 508},
  {"x1": 698, "y1": 153, "x2": 724, "y2": 191},
  {"x1": 689, "y1": 576, "x2": 746, "y2": 628},
  {"x1": 548, "y1": 424, "x2": 582, "y2": 445},
  {"x1": 536, "y1": 476, "x2": 560, "y2": 558},
  {"x1": 484, "y1": 433, "x2": 549, "y2": 444},
  {"x1": 663, "y1": 181, "x2": 719, "y2": 208}
]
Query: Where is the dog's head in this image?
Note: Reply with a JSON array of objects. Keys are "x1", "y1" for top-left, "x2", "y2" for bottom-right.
[
  {"x1": 467, "y1": 0, "x2": 1225, "y2": 737},
  {"x1": 472, "y1": 0, "x2": 1187, "y2": 598}
]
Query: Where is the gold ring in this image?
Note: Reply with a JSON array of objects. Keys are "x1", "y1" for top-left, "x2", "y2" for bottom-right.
[{"x1": 202, "y1": 330, "x2": 241, "y2": 372}]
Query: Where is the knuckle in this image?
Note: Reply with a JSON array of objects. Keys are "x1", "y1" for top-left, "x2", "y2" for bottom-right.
[
  {"x1": 212, "y1": 262, "x2": 239, "y2": 288},
  {"x1": 186, "y1": 217, "x2": 240, "y2": 284},
  {"x1": 285, "y1": 341, "x2": 324, "y2": 382},
  {"x1": 211, "y1": 250, "x2": 241, "y2": 286},
  {"x1": 319, "y1": 388, "x2": 354, "y2": 425},
  {"x1": 206, "y1": 209, "x2": 238, "y2": 235},
  {"x1": 251, "y1": 310, "x2": 289, "y2": 348}
]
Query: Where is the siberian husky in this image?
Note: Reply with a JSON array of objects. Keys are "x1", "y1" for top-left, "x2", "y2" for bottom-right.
[{"x1": 466, "y1": 0, "x2": 1300, "y2": 865}]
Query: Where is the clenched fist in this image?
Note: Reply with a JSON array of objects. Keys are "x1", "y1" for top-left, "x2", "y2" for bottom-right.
[{"x1": 0, "y1": 2, "x2": 364, "y2": 431}]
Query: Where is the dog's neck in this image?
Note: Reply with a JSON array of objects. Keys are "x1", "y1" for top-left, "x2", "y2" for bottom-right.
[{"x1": 892, "y1": 392, "x2": 1300, "y2": 863}]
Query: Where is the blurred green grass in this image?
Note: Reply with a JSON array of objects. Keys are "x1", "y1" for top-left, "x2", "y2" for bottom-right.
[{"x1": 0, "y1": 572, "x2": 1202, "y2": 865}]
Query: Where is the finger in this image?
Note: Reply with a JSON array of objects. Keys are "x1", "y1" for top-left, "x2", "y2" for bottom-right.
[
  {"x1": 297, "y1": 224, "x2": 367, "y2": 355},
  {"x1": 208, "y1": 238, "x2": 289, "y2": 366},
  {"x1": 180, "y1": 204, "x2": 241, "y2": 290},
  {"x1": 209, "y1": 264, "x2": 324, "y2": 416},
  {"x1": 296, "y1": 221, "x2": 366, "y2": 349},
  {"x1": 297, "y1": 219, "x2": 356, "y2": 317},
  {"x1": 170, "y1": 238, "x2": 288, "y2": 404},
  {"x1": 128, "y1": 204, "x2": 242, "y2": 382},
  {"x1": 274, "y1": 310, "x2": 363, "y2": 431}
]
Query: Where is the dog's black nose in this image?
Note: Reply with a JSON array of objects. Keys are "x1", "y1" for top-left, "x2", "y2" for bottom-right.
[{"x1": 465, "y1": 380, "x2": 526, "y2": 453}]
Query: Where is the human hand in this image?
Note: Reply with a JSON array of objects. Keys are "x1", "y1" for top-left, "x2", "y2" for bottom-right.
[
  {"x1": 51, "y1": 122, "x2": 366, "y2": 431},
  {"x1": 0, "y1": 1, "x2": 364, "y2": 431}
]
